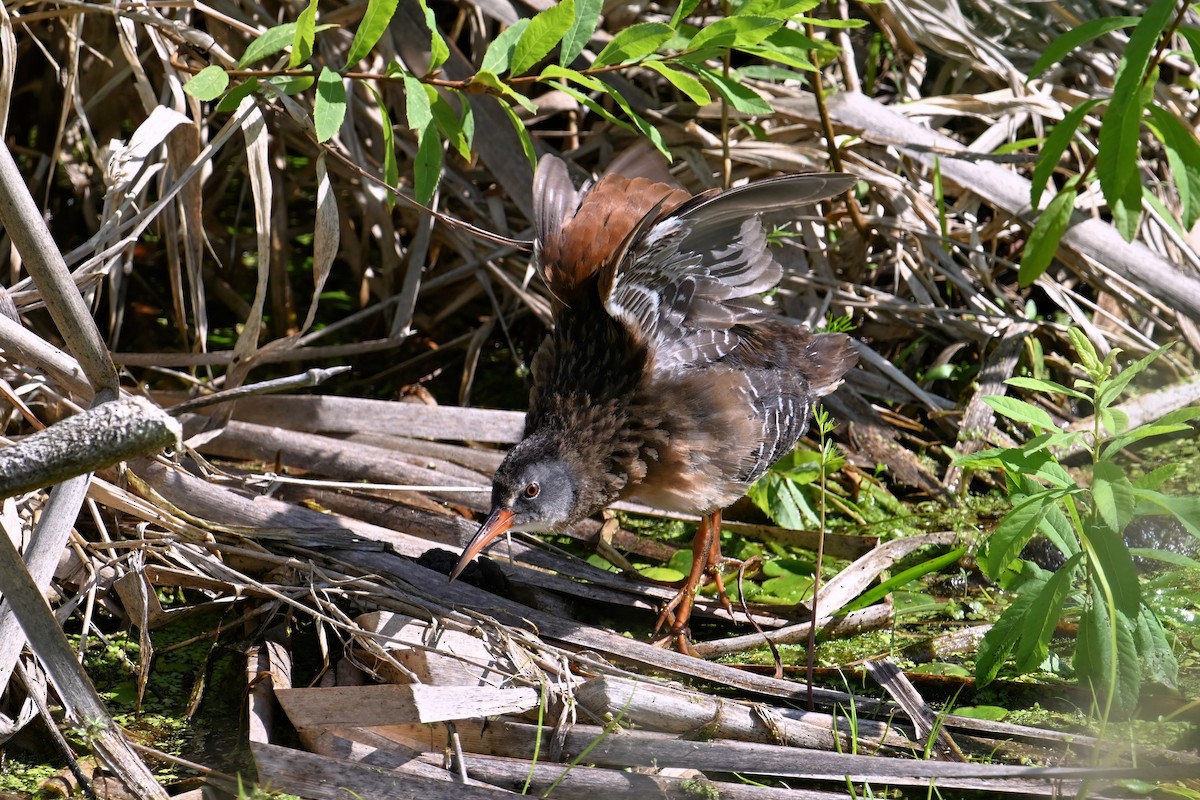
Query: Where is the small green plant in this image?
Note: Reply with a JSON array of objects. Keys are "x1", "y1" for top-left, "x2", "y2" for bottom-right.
[{"x1": 956, "y1": 328, "x2": 1200, "y2": 718}]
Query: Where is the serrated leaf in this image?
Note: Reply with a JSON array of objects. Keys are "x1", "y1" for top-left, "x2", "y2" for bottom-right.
[
  {"x1": 1076, "y1": 579, "x2": 1140, "y2": 719},
  {"x1": 1014, "y1": 551, "x2": 1083, "y2": 673},
  {"x1": 982, "y1": 395, "x2": 1058, "y2": 430},
  {"x1": 290, "y1": 0, "x2": 319, "y2": 68},
  {"x1": 1097, "y1": 340, "x2": 1174, "y2": 408},
  {"x1": 1030, "y1": 98, "x2": 1103, "y2": 208},
  {"x1": 367, "y1": 86, "x2": 398, "y2": 209},
  {"x1": 1102, "y1": 406, "x2": 1200, "y2": 459},
  {"x1": 1135, "y1": 606, "x2": 1178, "y2": 689},
  {"x1": 1146, "y1": 104, "x2": 1200, "y2": 231},
  {"x1": 1019, "y1": 180, "x2": 1077, "y2": 286},
  {"x1": 983, "y1": 491, "x2": 1058, "y2": 577},
  {"x1": 345, "y1": 0, "x2": 399, "y2": 67},
  {"x1": 976, "y1": 570, "x2": 1049, "y2": 685},
  {"x1": 539, "y1": 66, "x2": 669, "y2": 157},
  {"x1": 593, "y1": 22, "x2": 674, "y2": 67},
  {"x1": 416, "y1": 0, "x2": 449, "y2": 71},
  {"x1": 1068, "y1": 328, "x2": 1102, "y2": 373},
  {"x1": 240, "y1": 23, "x2": 298, "y2": 68},
  {"x1": 313, "y1": 66, "x2": 346, "y2": 142},
  {"x1": 469, "y1": 70, "x2": 537, "y2": 113},
  {"x1": 1133, "y1": 490, "x2": 1200, "y2": 537},
  {"x1": 183, "y1": 65, "x2": 229, "y2": 101},
  {"x1": 737, "y1": 0, "x2": 821, "y2": 17},
  {"x1": 1028, "y1": 16, "x2": 1139, "y2": 79},
  {"x1": 670, "y1": 0, "x2": 702, "y2": 27},
  {"x1": 560, "y1": 0, "x2": 603, "y2": 66},
  {"x1": 216, "y1": 78, "x2": 260, "y2": 113},
  {"x1": 688, "y1": 16, "x2": 782, "y2": 51},
  {"x1": 1098, "y1": 404, "x2": 1129, "y2": 434},
  {"x1": 480, "y1": 19, "x2": 530, "y2": 75},
  {"x1": 413, "y1": 120, "x2": 442, "y2": 205},
  {"x1": 693, "y1": 65, "x2": 773, "y2": 115},
  {"x1": 267, "y1": 70, "x2": 315, "y2": 95},
  {"x1": 644, "y1": 61, "x2": 710, "y2": 104},
  {"x1": 511, "y1": 0, "x2": 575, "y2": 76},
  {"x1": 430, "y1": 89, "x2": 472, "y2": 160},
  {"x1": 1132, "y1": 463, "x2": 1177, "y2": 491},
  {"x1": 1004, "y1": 376, "x2": 1089, "y2": 400},
  {"x1": 497, "y1": 101, "x2": 537, "y2": 171},
  {"x1": 1038, "y1": 499, "x2": 1081, "y2": 559},
  {"x1": 1096, "y1": 0, "x2": 1175, "y2": 227},
  {"x1": 403, "y1": 73, "x2": 432, "y2": 130},
  {"x1": 1092, "y1": 461, "x2": 1137, "y2": 535},
  {"x1": 845, "y1": 547, "x2": 967, "y2": 613}
]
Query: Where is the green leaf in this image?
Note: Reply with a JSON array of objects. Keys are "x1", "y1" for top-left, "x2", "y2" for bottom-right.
[
  {"x1": 413, "y1": 119, "x2": 442, "y2": 205},
  {"x1": 430, "y1": 89, "x2": 472, "y2": 160},
  {"x1": 511, "y1": 0, "x2": 575, "y2": 76},
  {"x1": 737, "y1": 0, "x2": 821, "y2": 17},
  {"x1": 1004, "y1": 376, "x2": 1089, "y2": 400},
  {"x1": 747, "y1": 471, "x2": 818, "y2": 529},
  {"x1": 982, "y1": 395, "x2": 1058, "y2": 430},
  {"x1": 1103, "y1": 406, "x2": 1200, "y2": 459},
  {"x1": 291, "y1": 0, "x2": 319, "y2": 68},
  {"x1": 267, "y1": 69, "x2": 315, "y2": 95},
  {"x1": 593, "y1": 22, "x2": 674, "y2": 67},
  {"x1": 687, "y1": 16, "x2": 782, "y2": 51},
  {"x1": 480, "y1": 19, "x2": 530, "y2": 75},
  {"x1": 539, "y1": 65, "x2": 669, "y2": 156},
  {"x1": 1097, "y1": 0, "x2": 1175, "y2": 231},
  {"x1": 241, "y1": 23, "x2": 296, "y2": 68},
  {"x1": 1085, "y1": 514, "x2": 1141, "y2": 617},
  {"x1": 1014, "y1": 551, "x2": 1084, "y2": 673},
  {"x1": 1038, "y1": 499, "x2": 1081, "y2": 560},
  {"x1": 560, "y1": 0, "x2": 603, "y2": 66},
  {"x1": 1019, "y1": 180, "x2": 1077, "y2": 286},
  {"x1": 1068, "y1": 328, "x2": 1102, "y2": 374},
  {"x1": 983, "y1": 490, "x2": 1059, "y2": 577},
  {"x1": 497, "y1": 101, "x2": 537, "y2": 171},
  {"x1": 692, "y1": 65, "x2": 773, "y2": 115},
  {"x1": 1091, "y1": 461, "x2": 1137, "y2": 535},
  {"x1": 215, "y1": 77, "x2": 260, "y2": 112},
  {"x1": 313, "y1": 66, "x2": 346, "y2": 142},
  {"x1": 644, "y1": 60, "x2": 711, "y2": 104},
  {"x1": 976, "y1": 566, "x2": 1050, "y2": 685},
  {"x1": 183, "y1": 65, "x2": 229, "y2": 101},
  {"x1": 1076, "y1": 579, "x2": 1140, "y2": 719},
  {"x1": 1146, "y1": 104, "x2": 1200, "y2": 231},
  {"x1": 416, "y1": 0, "x2": 449, "y2": 71},
  {"x1": 1098, "y1": 406, "x2": 1130, "y2": 435},
  {"x1": 1096, "y1": 340, "x2": 1174, "y2": 409},
  {"x1": 403, "y1": 73, "x2": 432, "y2": 130},
  {"x1": 469, "y1": 70, "x2": 537, "y2": 113},
  {"x1": 1028, "y1": 16, "x2": 1139, "y2": 79},
  {"x1": 670, "y1": 0, "x2": 702, "y2": 27},
  {"x1": 1133, "y1": 490, "x2": 1200, "y2": 537},
  {"x1": 367, "y1": 86, "x2": 398, "y2": 210},
  {"x1": 1132, "y1": 463, "x2": 1177, "y2": 491},
  {"x1": 1030, "y1": 98, "x2": 1103, "y2": 208},
  {"x1": 1135, "y1": 606, "x2": 1179, "y2": 689},
  {"x1": 845, "y1": 547, "x2": 967, "y2": 613},
  {"x1": 345, "y1": 0, "x2": 400, "y2": 67}
]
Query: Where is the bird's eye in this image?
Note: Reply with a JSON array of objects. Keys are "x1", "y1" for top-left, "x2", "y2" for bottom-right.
[{"x1": 524, "y1": 482, "x2": 540, "y2": 499}]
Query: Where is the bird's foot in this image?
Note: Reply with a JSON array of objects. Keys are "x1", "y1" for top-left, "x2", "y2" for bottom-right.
[{"x1": 650, "y1": 510, "x2": 729, "y2": 653}]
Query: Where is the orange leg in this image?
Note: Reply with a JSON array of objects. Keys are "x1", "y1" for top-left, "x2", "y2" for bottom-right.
[{"x1": 653, "y1": 509, "x2": 733, "y2": 651}]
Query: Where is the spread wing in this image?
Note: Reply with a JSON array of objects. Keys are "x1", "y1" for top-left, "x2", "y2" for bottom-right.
[{"x1": 601, "y1": 172, "x2": 856, "y2": 371}]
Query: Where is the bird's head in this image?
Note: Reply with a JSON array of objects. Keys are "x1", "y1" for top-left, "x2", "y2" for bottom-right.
[{"x1": 450, "y1": 436, "x2": 580, "y2": 581}]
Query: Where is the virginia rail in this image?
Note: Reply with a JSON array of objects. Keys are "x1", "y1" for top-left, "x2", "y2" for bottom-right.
[{"x1": 451, "y1": 154, "x2": 858, "y2": 648}]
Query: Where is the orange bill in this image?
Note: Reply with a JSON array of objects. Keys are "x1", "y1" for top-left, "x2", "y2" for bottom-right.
[{"x1": 449, "y1": 507, "x2": 514, "y2": 581}]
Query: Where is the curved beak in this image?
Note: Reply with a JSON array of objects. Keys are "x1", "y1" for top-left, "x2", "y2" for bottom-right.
[{"x1": 449, "y1": 507, "x2": 514, "y2": 582}]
